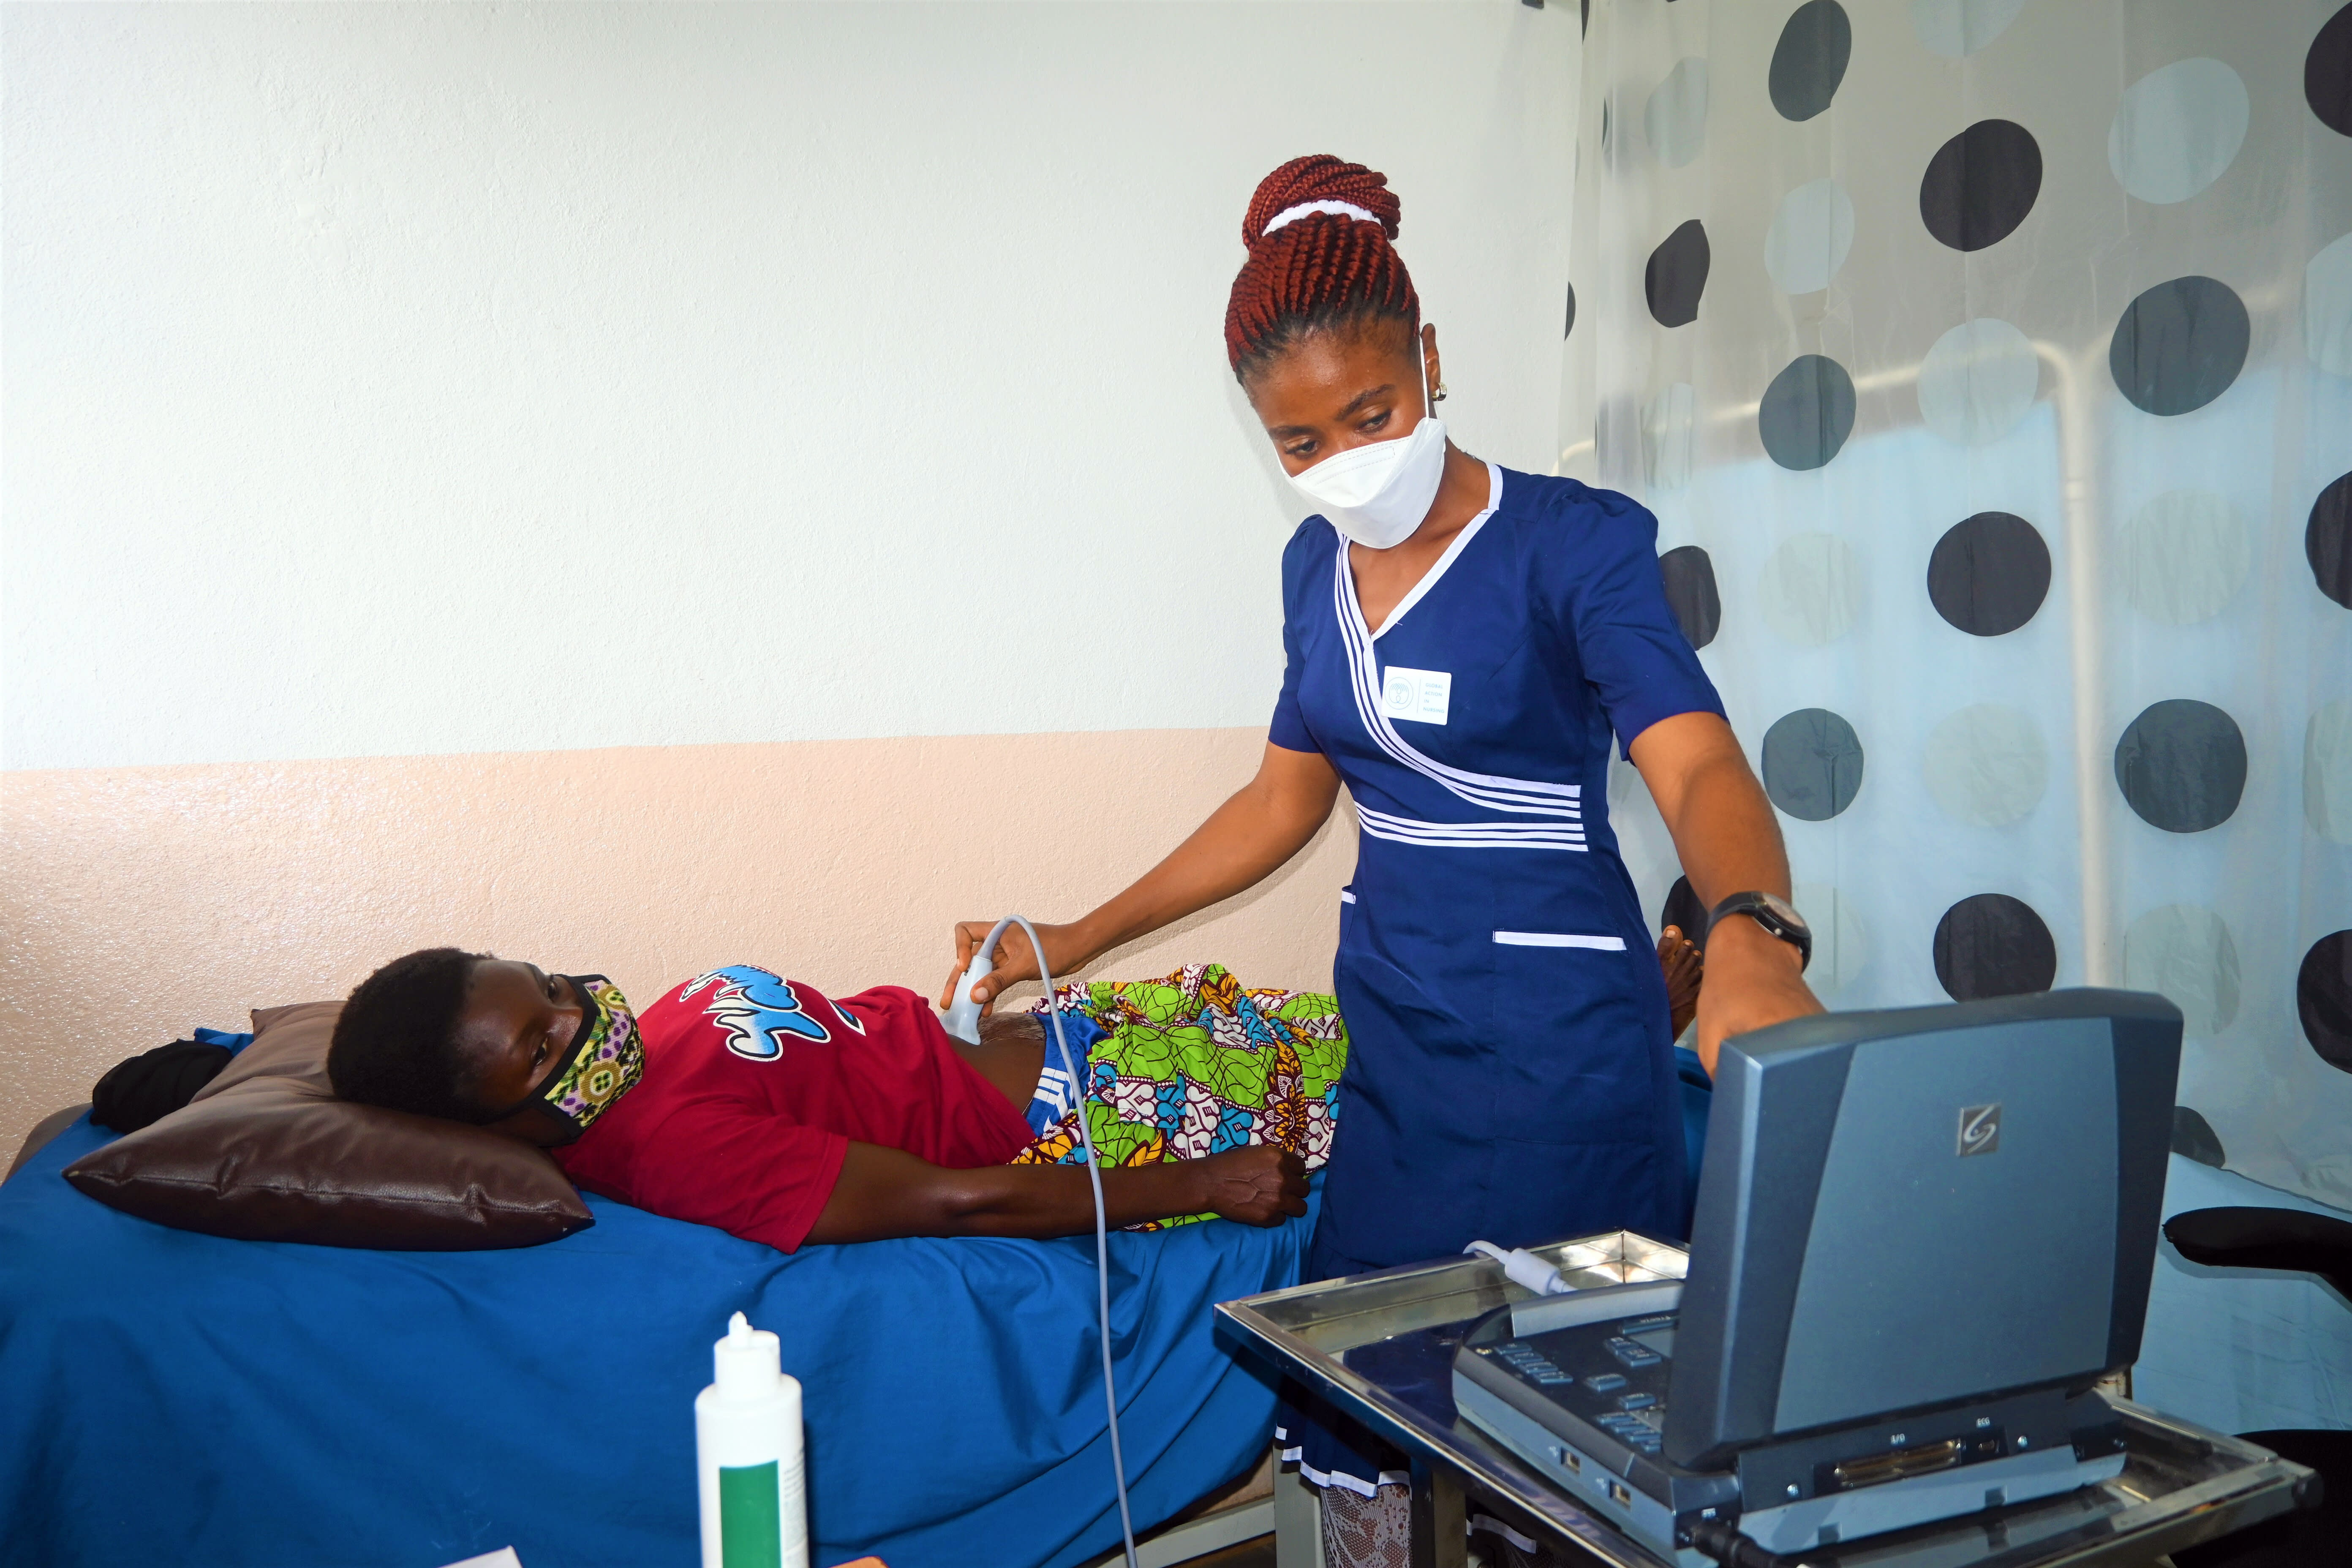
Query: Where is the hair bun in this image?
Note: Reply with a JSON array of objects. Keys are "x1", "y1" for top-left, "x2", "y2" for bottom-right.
[
  {"x1": 1241, "y1": 155, "x2": 1402, "y2": 249},
  {"x1": 1224, "y1": 155, "x2": 1418, "y2": 373}
]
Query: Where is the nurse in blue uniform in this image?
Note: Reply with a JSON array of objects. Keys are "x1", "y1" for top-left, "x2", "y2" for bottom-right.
[{"x1": 947, "y1": 156, "x2": 1822, "y2": 1552}]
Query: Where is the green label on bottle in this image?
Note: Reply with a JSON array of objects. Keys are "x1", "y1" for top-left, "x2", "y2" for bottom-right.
[{"x1": 718, "y1": 1460, "x2": 783, "y2": 1568}]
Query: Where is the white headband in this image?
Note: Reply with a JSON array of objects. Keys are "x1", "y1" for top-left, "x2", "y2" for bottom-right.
[{"x1": 1259, "y1": 199, "x2": 1380, "y2": 239}]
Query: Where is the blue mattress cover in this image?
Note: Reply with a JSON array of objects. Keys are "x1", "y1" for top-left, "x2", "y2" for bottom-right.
[{"x1": 0, "y1": 1115, "x2": 1314, "y2": 1568}]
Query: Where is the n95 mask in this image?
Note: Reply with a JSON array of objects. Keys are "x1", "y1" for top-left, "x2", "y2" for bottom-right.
[{"x1": 1286, "y1": 339, "x2": 1448, "y2": 550}]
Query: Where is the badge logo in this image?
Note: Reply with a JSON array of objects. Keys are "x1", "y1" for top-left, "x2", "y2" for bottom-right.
[
  {"x1": 1957, "y1": 1103, "x2": 2001, "y2": 1157},
  {"x1": 1378, "y1": 666, "x2": 1452, "y2": 726}
]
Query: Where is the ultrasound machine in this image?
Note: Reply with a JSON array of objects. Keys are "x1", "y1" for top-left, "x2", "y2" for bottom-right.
[{"x1": 1450, "y1": 989, "x2": 2183, "y2": 1565}]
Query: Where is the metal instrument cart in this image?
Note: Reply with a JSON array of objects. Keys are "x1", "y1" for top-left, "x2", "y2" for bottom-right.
[{"x1": 1218, "y1": 1232, "x2": 2315, "y2": 1568}]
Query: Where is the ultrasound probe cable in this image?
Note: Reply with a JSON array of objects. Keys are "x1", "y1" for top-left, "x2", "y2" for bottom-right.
[{"x1": 945, "y1": 917, "x2": 1139, "y2": 1568}]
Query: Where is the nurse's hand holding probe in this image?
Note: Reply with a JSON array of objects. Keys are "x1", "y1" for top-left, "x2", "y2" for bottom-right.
[{"x1": 939, "y1": 739, "x2": 1344, "y2": 1026}]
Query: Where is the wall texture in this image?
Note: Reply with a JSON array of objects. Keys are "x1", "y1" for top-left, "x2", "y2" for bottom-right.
[{"x1": 1, "y1": 3, "x2": 1580, "y2": 1162}]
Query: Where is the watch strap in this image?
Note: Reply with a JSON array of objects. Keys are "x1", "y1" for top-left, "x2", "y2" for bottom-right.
[{"x1": 1705, "y1": 891, "x2": 1813, "y2": 971}]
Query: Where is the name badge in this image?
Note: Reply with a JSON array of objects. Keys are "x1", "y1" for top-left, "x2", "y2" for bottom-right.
[{"x1": 1380, "y1": 666, "x2": 1452, "y2": 726}]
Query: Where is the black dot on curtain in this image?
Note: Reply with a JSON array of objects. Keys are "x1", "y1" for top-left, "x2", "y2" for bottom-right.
[
  {"x1": 2309, "y1": 3, "x2": 2352, "y2": 137},
  {"x1": 2114, "y1": 699, "x2": 2248, "y2": 833},
  {"x1": 1761, "y1": 707, "x2": 1865, "y2": 820},
  {"x1": 1565, "y1": 280, "x2": 1578, "y2": 340},
  {"x1": 1645, "y1": 220, "x2": 1710, "y2": 328},
  {"x1": 1770, "y1": 0, "x2": 1851, "y2": 122},
  {"x1": 1927, "y1": 512, "x2": 2050, "y2": 636},
  {"x1": 2170, "y1": 1105, "x2": 2227, "y2": 1168},
  {"x1": 1919, "y1": 120, "x2": 2042, "y2": 251},
  {"x1": 1658, "y1": 545, "x2": 1721, "y2": 648},
  {"x1": 1758, "y1": 354, "x2": 1856, "y2": 470},
  {"x1": 2300, "y1": 930, "x2": 2352, "y2": 1071},
  {"x1": 2108, "y1": 276, "x2": 2250, "y2": 416},
  {"x1": 2308, "y1": 470, "x2": 2352, "y2": 609},
  {"x1": 1933, "y1": 894, "x2": 2058, "y2": 1001},
  {"x1": 1661, "y1": 875, "x2": 1710, "y2": 943}
]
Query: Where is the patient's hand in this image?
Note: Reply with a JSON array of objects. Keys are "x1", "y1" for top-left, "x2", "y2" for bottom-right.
[
  {"x1": 1187, "y1": 1146, "x2": 1309, "y2": 1227},
  {"x1": 1657, "y1": 925, "x2": 1703, "y2": 1040}
]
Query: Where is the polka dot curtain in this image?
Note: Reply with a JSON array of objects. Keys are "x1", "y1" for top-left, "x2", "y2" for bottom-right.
[{"x1": 1561, "y1": 0, "x2": 2352, "y2": 1206}]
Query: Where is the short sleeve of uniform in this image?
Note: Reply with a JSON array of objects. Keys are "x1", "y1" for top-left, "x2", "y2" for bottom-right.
[
  {"x1": 1267, "y1": 520, "x2": 1325, "y2": 755},
  {"x1": 1544, "y1": 484, "x2": 1724, "y2": 759},
  {"x1": 615, "y1": 1102, "x2": 848, "y2": 1255}
]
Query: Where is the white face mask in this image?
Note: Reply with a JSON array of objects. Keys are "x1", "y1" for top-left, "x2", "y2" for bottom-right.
[{"x1": 1286, "y1": 330, "x2": 1447, "y2": 550}]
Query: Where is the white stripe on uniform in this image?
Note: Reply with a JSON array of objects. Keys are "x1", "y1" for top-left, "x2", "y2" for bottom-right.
[{"x1": 1492, "y1": 931, "x2": 1628, "y2": 950}]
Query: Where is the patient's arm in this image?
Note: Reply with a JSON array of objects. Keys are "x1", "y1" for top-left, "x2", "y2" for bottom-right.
[{"x1": 803, "y1": 1142, "x2": 1307, "y2": 1246}]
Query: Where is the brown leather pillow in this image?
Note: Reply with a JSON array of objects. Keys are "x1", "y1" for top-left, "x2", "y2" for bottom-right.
[{"x1": 63, "y1": 1001, "x2": 593, "y2": 1249}]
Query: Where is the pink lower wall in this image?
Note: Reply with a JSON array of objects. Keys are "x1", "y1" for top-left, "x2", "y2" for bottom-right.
[{"x1": 0, "y1": 727, "x2": 1354, "y2": 1166}]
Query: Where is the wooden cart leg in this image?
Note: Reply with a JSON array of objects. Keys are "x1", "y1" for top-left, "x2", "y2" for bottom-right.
[{"x1": 1408, "y1": 1454, "x2": 1467, "y2": 1568}]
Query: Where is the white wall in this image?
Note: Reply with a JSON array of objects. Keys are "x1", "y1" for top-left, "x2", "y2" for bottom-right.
[{"x1": 3, "y1": 1, "x2": 1580, "y2": 770}]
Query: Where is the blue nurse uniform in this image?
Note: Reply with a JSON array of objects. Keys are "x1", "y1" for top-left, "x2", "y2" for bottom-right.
[{"x1": 1269, "y1": 463, "x2": 1723, "y2": 1490}]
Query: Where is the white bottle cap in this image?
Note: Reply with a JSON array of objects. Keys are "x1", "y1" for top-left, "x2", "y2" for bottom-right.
[{"x1": 713, "y1": 1310, "x2": 782, "y2": 1401}]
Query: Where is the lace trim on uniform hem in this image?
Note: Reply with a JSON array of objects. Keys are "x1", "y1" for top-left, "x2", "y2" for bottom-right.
[{"x1": 1295, "y1": 1459, "x2": 1412, "y2": 1497}]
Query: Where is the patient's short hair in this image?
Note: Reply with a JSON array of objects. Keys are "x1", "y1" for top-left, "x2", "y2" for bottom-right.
[{"x1": 328, "y1": 947, "x2": 493, "y2": 1122}]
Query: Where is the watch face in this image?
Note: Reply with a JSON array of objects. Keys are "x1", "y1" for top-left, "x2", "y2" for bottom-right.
[{"x1": 1759, "y1": 893, "x2": 1808, "y2": 935}]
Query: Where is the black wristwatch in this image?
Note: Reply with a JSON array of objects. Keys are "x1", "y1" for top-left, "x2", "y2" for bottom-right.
[{"x1": 1706, "y1": 891, "x2": 1813, "y2": 971}]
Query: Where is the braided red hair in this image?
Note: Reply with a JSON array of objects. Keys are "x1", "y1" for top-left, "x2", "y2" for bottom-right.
[{"x1": 1224, "y1": 155, "x2": 1421, "y2": 378}]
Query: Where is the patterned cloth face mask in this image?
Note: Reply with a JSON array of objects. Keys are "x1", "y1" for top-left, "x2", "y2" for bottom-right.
[{"x1": 525, "y1": 975, "x2": 644, "y2": 1143}]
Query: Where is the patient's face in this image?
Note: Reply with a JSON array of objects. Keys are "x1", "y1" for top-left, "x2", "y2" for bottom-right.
[
  {"x1": 455, "y1": 959, "x2": 584, "y2": 1123},
  {"x1": 1244, "y1": 320, "x2": 1437, "y2": 476}
]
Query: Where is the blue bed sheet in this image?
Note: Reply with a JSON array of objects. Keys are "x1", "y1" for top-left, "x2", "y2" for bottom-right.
[{"x1": 0, "y1": 1116, "x2": 1314, "y2": 1568}]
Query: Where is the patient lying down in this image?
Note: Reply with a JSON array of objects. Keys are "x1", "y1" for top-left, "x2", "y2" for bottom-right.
[{"x1": 328, "y1": 951, "x2": 1341, "y2": 1253}]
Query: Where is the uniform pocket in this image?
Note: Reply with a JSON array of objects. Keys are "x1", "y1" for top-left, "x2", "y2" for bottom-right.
[{"x1": 1486, "y1": 934, "x2": 1658, "y2": 1143}]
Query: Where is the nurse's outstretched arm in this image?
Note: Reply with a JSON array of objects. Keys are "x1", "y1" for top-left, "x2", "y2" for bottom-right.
[
  {"x1": 941, "y1": 740, "x2": 1341, "y2": 1012},
  {"x1": 1628, "y1": 711, "x2": 1824, "y2": 1075}
]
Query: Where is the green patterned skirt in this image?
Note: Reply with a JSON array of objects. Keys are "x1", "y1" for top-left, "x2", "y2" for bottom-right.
[{"x1": 1010, "y1": 963, "x2": 1349, "y2": 1229}]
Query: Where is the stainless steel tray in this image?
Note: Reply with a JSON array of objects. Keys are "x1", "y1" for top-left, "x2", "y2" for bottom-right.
[{"x1": 1217, "y1": 1232, "x2": 2314, "y2": 1568}]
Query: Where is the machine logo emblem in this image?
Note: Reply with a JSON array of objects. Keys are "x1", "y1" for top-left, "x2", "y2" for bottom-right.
[{"x1": 1957, "y1": 1103, "x2": 2001, "y2": 1157}]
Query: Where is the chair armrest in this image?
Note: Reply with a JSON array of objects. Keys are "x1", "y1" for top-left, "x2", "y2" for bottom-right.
[{"x1": 2164, "y1": 1206, "x2": 2352, "y2": 1300}]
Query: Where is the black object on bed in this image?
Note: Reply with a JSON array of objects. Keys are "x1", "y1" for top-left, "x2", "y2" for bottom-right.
[{"x1": 90, "y1": 1038, "x2": 237, "y2": 1132}]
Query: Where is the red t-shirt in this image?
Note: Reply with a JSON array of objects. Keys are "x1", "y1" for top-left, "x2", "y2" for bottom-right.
[{"x1": 553, "y1": 965, "x2": 1034, "y2": 1253}]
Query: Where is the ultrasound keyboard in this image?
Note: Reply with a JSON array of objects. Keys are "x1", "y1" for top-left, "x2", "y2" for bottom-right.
[{"x1": 1464, "y1": 1310, "x2": 1678, "y2": 1458}]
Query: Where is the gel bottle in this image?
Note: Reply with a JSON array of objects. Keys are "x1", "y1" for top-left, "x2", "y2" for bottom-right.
[{"x1": 696, "y1": 1312, "x2": 808, "y2": 1568}]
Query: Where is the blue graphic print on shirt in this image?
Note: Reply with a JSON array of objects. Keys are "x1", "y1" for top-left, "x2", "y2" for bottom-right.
[{"x1": 677, "y1": 964, "x2": 833, "y2": 1061}]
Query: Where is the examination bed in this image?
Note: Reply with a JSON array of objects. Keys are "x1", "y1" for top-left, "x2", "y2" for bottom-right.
[{"x1": 0, "y1": 1110, "x2": 1313, "y2": 1568}]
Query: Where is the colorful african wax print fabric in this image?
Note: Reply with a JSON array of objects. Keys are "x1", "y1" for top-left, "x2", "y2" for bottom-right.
[{"x1": 1009, "y1": 963, "x2": 1348, "y2": 1230}]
